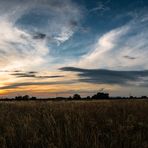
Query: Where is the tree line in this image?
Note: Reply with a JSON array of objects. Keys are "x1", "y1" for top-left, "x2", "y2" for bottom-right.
[{"x1": 0, "y1": 92, "x2": 146, "y2": 101}]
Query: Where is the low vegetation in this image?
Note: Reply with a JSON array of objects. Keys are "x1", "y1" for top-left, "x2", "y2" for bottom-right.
[{"x1": 0, "y1": 100, "x2": 148, "y2": 148}]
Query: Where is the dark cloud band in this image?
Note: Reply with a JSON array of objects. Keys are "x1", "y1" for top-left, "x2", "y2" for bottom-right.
[
  {"x1": 11, "y1": 72, "x2": 64, "y2": 79},
  {"x1": 60, "y1": 67, "x2": 148, "y2": 86}
]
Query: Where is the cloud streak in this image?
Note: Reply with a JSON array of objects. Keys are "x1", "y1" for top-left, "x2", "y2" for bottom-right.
[
  {"x1": 0, "y1": 80, "x2": 76, "y2": 90},
  {"x1": 60, "y1": 67, "x2": 148, "y2": 86},
  {"x1": 11, "y1": 72, "x2": 64, "y2": 79}
]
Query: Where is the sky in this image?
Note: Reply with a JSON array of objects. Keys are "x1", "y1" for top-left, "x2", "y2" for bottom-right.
[{"x1": 0, "y1": 0, "x2": 148, "y2": 97}]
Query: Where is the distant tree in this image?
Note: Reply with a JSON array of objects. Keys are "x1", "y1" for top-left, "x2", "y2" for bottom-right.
[
  {"x1": 68, "y1": 96, "x2": 72, "y2": 100},
  {"x1": 97, "y1": 92, "x2": 109, "y2": 99},
  {"x1": 30, "y1": 96, "x2": 37, "y2": 100},
  {"x1": 92, "y1": 92, "x2": 109, "y2": 99},
  {"x1": 141, "y1": 96, "x2": 147, "y2": 99},
  {"x1": 73, "y1": 94, "x2": 81, "y2": 100},
  {"x1": 129, "y1": 96, "x2": 134, "y2": 99},
  {"x1": 15, "y1": 96, "x2": 23, "y2": 100},
  {"x1": 22, "y1": 95, "x2": 29, "y2": 100},
  {"x1": 86, "y1": 96, "x2": 91, "y2": 100},
  {"x1": 92, "y1": 94, "x2": 97, "y2": 100},
  {"x1": 55, "y1": 97, "x2": 65, "y2": 101}
]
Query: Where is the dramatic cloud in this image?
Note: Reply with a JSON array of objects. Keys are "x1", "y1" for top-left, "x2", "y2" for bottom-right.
[
  {"x1": 0, "y1": 0, "x2": 82, "y2": 71},
  {"x1": 60, "y1": 67, "x2": 148, "y2": 86},
  {"x1": 0, "y1": 0, "x2": 148, "y2": 97},
  {"x1": 76, "y1": 14, "x2": 148, "y2": 70}
]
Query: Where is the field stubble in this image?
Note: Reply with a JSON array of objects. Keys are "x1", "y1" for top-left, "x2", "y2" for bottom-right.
[{"x1": 0, "y1": 100, "x2": 148, "y2": 148}]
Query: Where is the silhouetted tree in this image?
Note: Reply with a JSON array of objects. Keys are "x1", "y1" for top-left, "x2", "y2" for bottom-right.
[
  {"x1": 15, "y1": 96, "x2": 23, "y2": 100},
  {"x1": 92, "y1": 92, "x2": 109, "y2": 99},
  {"x1": 68, "y1": 96, "x2": 72, "y2": 100},
  {"x1": 30, "y1": 97, "x2": 37, "y2": 100},
  {"x1": 129, "y1": 96, "x2": 134, "y2": 99},
  {"x1": 73, "y1": 94, "x2": 81, "y2": 100},
  {"x1": 55, "y1": 97, "x2": 65, "y2": 101},
  {"x1": 22, "y1": 95, "x2": 29, "y2": 100},
  {"x1": 91, "y1": 94, "x2": 97, "y2": 100},
  {"x1": 141, "y1": 96, "x2": 147, "y2": 99},
  {"x1": 86, "y1": 96, "x2": 91, "y2": 100}
]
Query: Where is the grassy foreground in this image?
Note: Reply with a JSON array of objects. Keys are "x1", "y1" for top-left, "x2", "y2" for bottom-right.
[{"x1": 0, "y1": 100, "x2": 148, "y2": 148}]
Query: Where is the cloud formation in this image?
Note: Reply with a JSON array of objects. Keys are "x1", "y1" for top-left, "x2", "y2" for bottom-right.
[
  {"x1": 123, "y1": 55, "x2": 137, "y2": 60},
  {"x1": 0, "y1": 0, "x2": 82, "y2": 71},
  {"x1": 0, "y1": 0, "x2": 148, "y2": 97},
  {"x1": 0, "y1": 19, "x2": 49, "y2": 71},
  {"x1": 0, "y1": 0, "x2": 83, "y2": 96},
  {"x1": 11, "y1": 72, "x2": 64, "y2": 79},
  {"x1": 60, "y1": 67, "x2": 148, "y2": 86},
  {"x1": 0, "y1": 81, "x2": 75, "y2": 90},
  {"x1": 76, "y1": 13, "x2": 148, "y2": 70},
  {"x1": 89, "y1": 1, "x2": 110, "y2": 14}
]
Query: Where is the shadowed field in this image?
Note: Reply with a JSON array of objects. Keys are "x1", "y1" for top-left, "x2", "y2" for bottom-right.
[{"x1": 0, "y1": 100, "x2": 148, "y2": 148}]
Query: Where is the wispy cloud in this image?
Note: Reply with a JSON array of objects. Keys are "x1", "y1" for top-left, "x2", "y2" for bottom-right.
[
  {"x1": 89, "y1": 1, "x2": 110, "y2": 14},
  {"x1": 0, "y1": 0, "x2": 82, "y2": 71},
  {"x1": 76, "y1": 25, "x2": 130, "y2": 69},
  {"x1": 0, "y1": 20, "x2": 49, "y2": 71},
  {"x1": 75, "y1": 13, "x2": 148, "y2": 70}
]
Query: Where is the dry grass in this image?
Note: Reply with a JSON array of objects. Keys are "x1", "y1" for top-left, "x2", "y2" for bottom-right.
[{"x1": 0, "y1": 100, "x2": 148, "y2": 148}]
